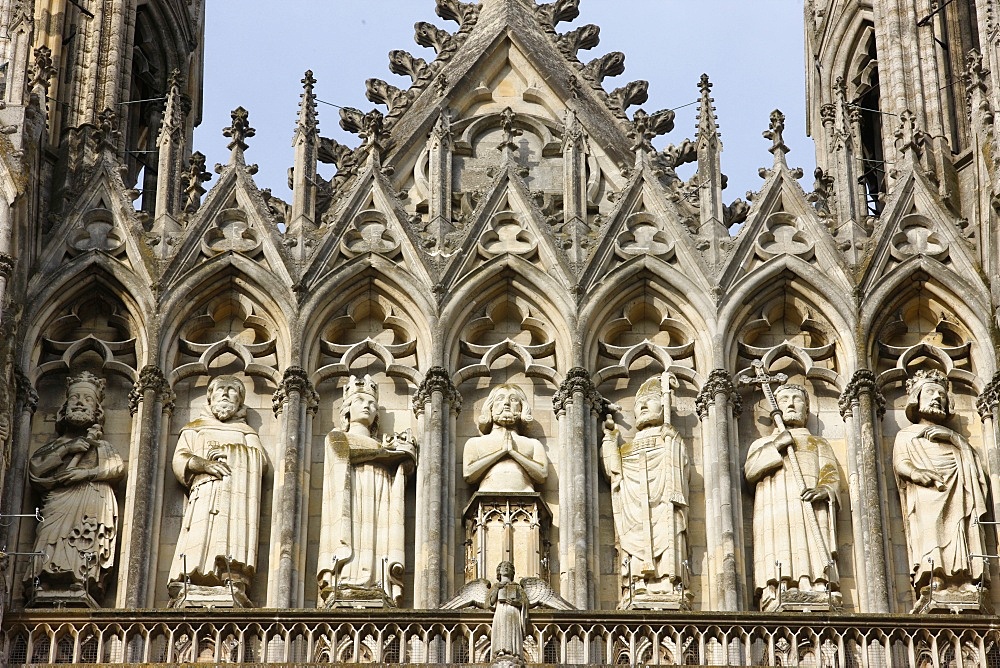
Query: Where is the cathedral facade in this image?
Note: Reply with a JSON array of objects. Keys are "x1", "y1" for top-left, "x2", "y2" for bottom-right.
[{"x1": 0, "y1": 0, "x2": 999, "y2": 664}]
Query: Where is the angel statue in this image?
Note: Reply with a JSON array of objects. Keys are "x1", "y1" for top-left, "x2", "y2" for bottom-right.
[{"x1": 442, "y1": 560, "x2": 573, "y2": 664}]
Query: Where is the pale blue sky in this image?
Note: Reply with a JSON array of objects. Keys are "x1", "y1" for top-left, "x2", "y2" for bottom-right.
[{"x1": 198, "y1": 1, "x2": 814, "y2": 205}]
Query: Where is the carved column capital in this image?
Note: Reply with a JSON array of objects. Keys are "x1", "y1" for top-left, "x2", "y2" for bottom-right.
[
  {"x1": 14, "y1": 367, "x2": 37, "y2": 414},
  {"x1": 696, "y1": 369, "x2": 740, "y2": 419},
  {"x1": 272, "y1": 366, "x2": 313, "y2": 417},
  {"x1": 838, "y1": 369, "x2": 885, "y2": 419},
  {"x1": 552, "y1": 367, "x2": 594, "y2": 415},
  {"x1": 0, "y1": 253, "x2": 16, "y2": 280},
  {"x1": 977, "y1": 371, "x2": 1000, "y2": 419},
  {"x1": 128, "y1": 365, "x2": 172, "y2": 415},
  {"x1": 412, "y1": 366, "x2": 461, "y2": 415}
]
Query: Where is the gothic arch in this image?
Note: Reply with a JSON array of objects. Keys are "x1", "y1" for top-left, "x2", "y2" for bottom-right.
[
  {"x1": 159, "y1": 256, "x2": 293, "y2": 380},
  {"x1": 440, "y1": 256, "x2": 575, "y2": 378},
  {"x1": 719, "y1": 256, "x2": 858, "y2": 375},
  {"x1": 20, "y1": 258, "x2": 152, "y2": 379},
  {"x1": 861, "y1": 260, "x2": 996, "y2": 385}
]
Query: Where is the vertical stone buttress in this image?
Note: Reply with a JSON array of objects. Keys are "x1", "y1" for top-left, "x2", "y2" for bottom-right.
[
  {"x1": 289, "y1": 71, "x2": 318, "y2": 243},
  {"x1": 426, "y1": 111, "x2": 455, "y2": 253},
  {"x1": 695, "y1": 370, "x2": 742, "y2": 610},
  {"x1": 553, "y1": 368, "x2": 598, "y2": 608},
  {"x1": 977, "y1": 373, "x2": 1000, "y2": 556},
  {"x1": 268, "y1": 367, "x2": 316, "y2": 608},
  {"x1": 838, "y1": 369, "x2": 890, "y2": 613},
  {"x1": 412, "y1": 367, "x2": 460, "y2": 607}
]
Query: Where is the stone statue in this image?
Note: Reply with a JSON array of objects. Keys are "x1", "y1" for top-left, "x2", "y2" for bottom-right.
[
  {"x1": 744, "y1": 382, "x2": 840, "y2": 611},
  {"x1": 601, "y1": 372, "x2": 690, "y2": 609},
  {"x1": 25, "y1": 372, "x2": 124, "y2": 607},
  {"x1": 893, "y1": 369, "x2": 990, "y2": 613},
  {"x1": 463, "y1": 384, "x2": 548, "y2": 493},
  {"x1": 441, "y1": 559, "x2": 573, "y2": 664},
  {"x1": 167, "y1": 375, "x2": 267, "y2": 607},
  {"x1": 488, "y1": 560, "x2": 529, "y2": 664},
  {"x1": 317, "y1": 374, "x2": 417, "y2": 607}
]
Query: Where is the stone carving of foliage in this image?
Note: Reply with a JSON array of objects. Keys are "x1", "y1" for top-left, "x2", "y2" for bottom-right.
[
  {"x1": 754, "y1": 212, "x2": 814, "y2": 261},
  {"x1": 200, "y1": 207, "x2": 262, "y2": 257}
]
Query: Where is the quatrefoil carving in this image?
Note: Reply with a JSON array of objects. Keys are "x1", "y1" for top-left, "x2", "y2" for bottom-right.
[
  {"x1": 201, "y1": 207, "x2": 262, "y2": 257},
  {"x1": 754, "y1": 212, "x2": 814, "y2": 261}
]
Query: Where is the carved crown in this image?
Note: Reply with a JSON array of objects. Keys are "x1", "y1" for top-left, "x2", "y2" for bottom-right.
[
  {"x1": 66, "y1": 371, "x2": 106, "y2": 401},
  {"x1": 905, "y1": 369, "x2": 949, "y2": 396},
  {"x1": 344, "y1": 374, "x2": 379, "y2": 403}
]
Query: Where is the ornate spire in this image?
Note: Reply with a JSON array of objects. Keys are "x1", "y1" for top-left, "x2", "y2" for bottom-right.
[
  {"x1": 224, "y1": 106, "x2": 256, "y2": 155},
  {"x1": 157, "y1": 70, "x2": 186, "y2": 144},
  {"x1": 695, "y1": 73, "x2": 718, "y2": 142},
  {"x1": 295, "y1": 70, "x2": 318, "y2": 140}
]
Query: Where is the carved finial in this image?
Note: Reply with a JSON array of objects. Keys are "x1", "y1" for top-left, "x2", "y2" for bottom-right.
[
  {"x1": 894, "y1": 109, "x2": 922, "y2": 155},
  {"x1": 181, "y1": 151, "x2": 212, "y2": 213},
  {"x1": 340, "y1": 107, "x2": 388, "y2": 154},
  {"x1": 763, "y1": 109, "x2": 789, "y2": 158},
  {"x1": 696, "y1": 73, "x2": 718, "y2": 139},
  {"x1": 432, "y1": 108, "x2": 453, "y2": 141},
  {"x1": 388, "y1": 50, "x2": 431, "y2": 84},
  {"x1": 498, "y1": 106, "x2": 522, "y2": 153},
  {"x1": 630, "y1": 108, "x2": 675, "y2": 152},
  {"x1": 158, "y1": 70, "x2": 186, "y2": 141},
  {"x1": 29, "y1": 46, "x2": 56, "y2": 95},
  {"x1": 296, "y1": 70, "x2": 318, "y2": 137},
  {"x1": 94, "y1": 108, "x2": 121, "y2": 152},
  {"x1": 964, "y1": 50, "x2": 989, "y2": 96},
  {"x1": 224, "y1": 106, "x2": 255, "y2": 154}
]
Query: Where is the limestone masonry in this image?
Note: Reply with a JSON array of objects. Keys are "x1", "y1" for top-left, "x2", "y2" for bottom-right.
[{"x1": 0, "y1": 0, "x2": 999, "y2": 665}]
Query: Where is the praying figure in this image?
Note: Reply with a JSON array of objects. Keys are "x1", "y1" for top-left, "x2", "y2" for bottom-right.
[
  {"x1": 168, "y1": 375, "x2": 267, "y2": 607},
  {"x1": 26, "y1": 372, "x2": 124, "y2": 607},
  {"x1": 893, "y1": 369, "x2": 990, "y2": 613},
  {"x1": 602, "y1": 373, "x2": 690, "y2": 609},
  {"x1": 317, "y1": 375, "x2": 417, "y2": 607}
]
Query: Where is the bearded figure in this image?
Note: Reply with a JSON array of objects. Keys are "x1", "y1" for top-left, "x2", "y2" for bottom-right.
[
  {"x1": 893, "y1": 369, "x2": 990, "y2": 613},
  {"x1": 26, "y1": 372, "x2": 124, "y2": 607},
  {"x1": 168, "y1": 375, "x2": 266, "y2": 607}
]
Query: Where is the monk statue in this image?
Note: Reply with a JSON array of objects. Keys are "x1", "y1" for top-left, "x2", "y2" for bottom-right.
[
  {"x1": 602, "y1": 372, "x2": 691, "y2": 609},
  {"x1": 894, "y1": 369, "x2": 990, "y2": 613},
  {"x1": 26, "y1": 372, "x2": 124, "y2": 607},
  {"x1": 168, "y1": 375, "x2": 267, "y2": 607},
  {"x1": 318, "y1": 374, "x2": 417, "y2": 607}
]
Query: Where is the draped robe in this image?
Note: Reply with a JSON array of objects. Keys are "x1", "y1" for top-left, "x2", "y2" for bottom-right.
[
  {"x1": 169, "y1": 416, "x2": 266, "y2": 587},
  {"x1": 745, "y1": 427, "x2": 839, "y2": 595},
  {"x1": 893, "y1": 423, "x2": 989, "y2": 590}
]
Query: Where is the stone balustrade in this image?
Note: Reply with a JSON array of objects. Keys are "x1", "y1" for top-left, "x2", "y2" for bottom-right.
[{"x1": 4, "y1": 609, "x2": 999, "y2": 666}]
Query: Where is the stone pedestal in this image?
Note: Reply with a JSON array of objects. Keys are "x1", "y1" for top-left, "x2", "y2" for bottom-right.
[
  {"x1": 621, "y1": 587, "x2": 694, "y2": 611},
  {"x1": 167, "y1": 581, "x2": 251, "y2": 608},
  {"x1": 322, "y1": 583, "x2": 395, "y2": 609},
  {"x1": 766, "y1": 586, "x2": 842, "y2": 613},
  {"x1": 26, "y1": 586, "x2": 99, "y2": 609},
  {"x1": 912, "y1": 585, "x2": 992, "y2": 615},
  {"x1": 464, "y1": 492, "x2": 551, "y2": 582}
]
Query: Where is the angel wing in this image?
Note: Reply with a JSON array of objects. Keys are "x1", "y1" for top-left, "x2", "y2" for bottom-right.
[
  {"x1": 520, "y1": 577, "x2": 574, "y2": 610},
  {"x1": 440, "y1": 578, "x2": 491, "y2": 609}
]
